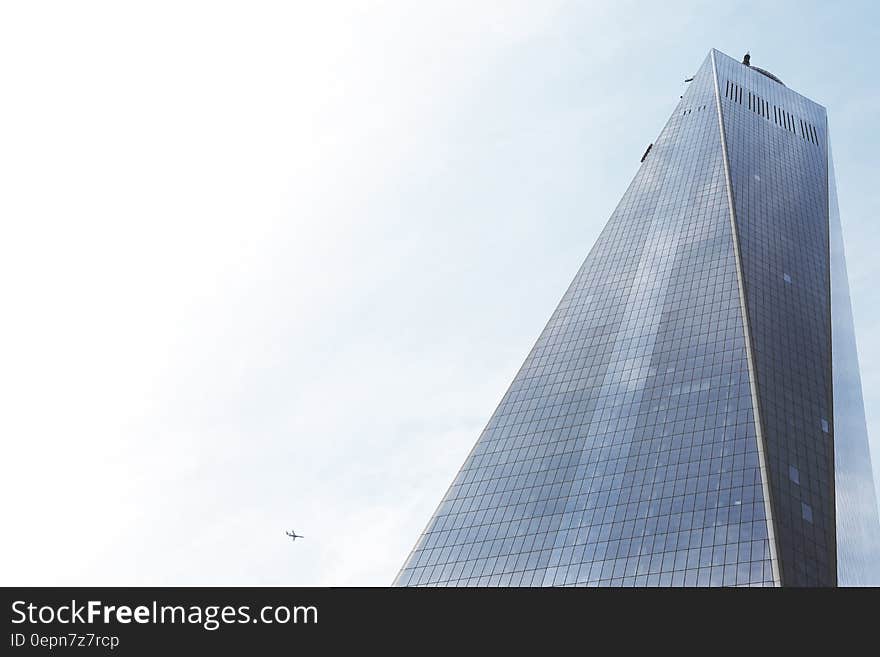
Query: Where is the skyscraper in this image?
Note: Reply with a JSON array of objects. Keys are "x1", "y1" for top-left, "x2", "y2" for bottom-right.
[{"x1": 395, "y1": 49, "x2": 880, "y2": 587}]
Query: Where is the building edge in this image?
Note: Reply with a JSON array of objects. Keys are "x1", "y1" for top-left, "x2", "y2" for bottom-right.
[{"x1": 710, "y1": 49, "x2": 783, "y2": 586}]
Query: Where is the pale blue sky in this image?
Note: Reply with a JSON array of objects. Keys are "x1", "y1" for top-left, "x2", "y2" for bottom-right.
[{"x1": 1, "y1": 1, "x2": 877, "y2": 585}]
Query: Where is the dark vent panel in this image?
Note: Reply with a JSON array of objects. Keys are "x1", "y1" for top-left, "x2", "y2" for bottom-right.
[{"x1": 724, "y1": 79, "x2": 820, "y2": 146}]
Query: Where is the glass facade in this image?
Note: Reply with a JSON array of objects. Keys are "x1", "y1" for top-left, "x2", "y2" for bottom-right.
[
  {"x1": 395, "y1": 49, "x2": 880, "y2": 586},
  {"x1": 829, "y1": 140, "x2": 880, "y2": 586},
  {"x1": 715, "y1": 51, "x2": 835, "y2": 586}
]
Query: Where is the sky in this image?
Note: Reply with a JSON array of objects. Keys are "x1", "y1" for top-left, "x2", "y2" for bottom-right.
[{"x1": 1, "y1": 1, "x2": 878, "y2": 586}]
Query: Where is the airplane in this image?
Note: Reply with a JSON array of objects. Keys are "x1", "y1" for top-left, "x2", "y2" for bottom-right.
[{"x1": 285, "y1": 530, "x2": 304, "y2": 541}]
